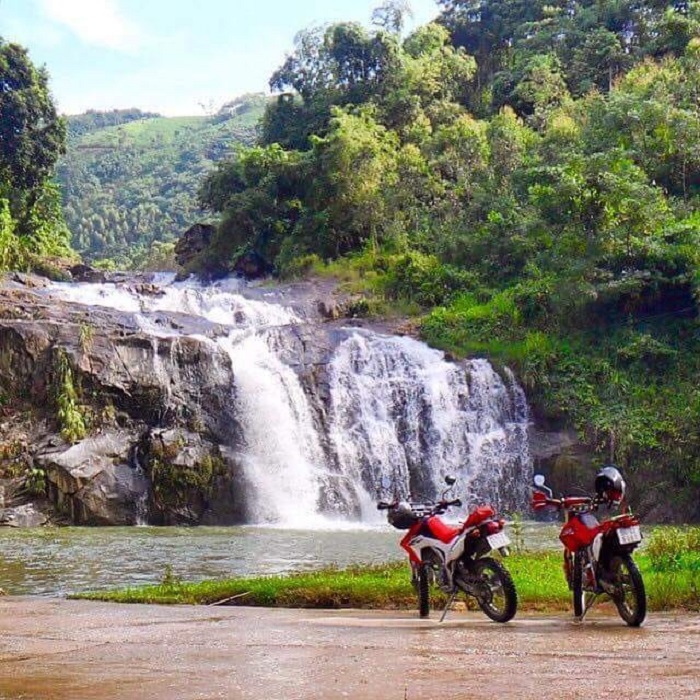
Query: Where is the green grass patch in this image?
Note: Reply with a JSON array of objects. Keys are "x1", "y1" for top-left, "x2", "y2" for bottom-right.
[{"x1": 72, "y1": 550, "x2": 700, "y2": 612}]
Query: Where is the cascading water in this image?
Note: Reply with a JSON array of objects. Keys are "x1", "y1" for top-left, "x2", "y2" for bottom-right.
[
  {"x1": 327, "y1": 332, "x2": 531, "y2": 518},
  {"x1": 216, "y1": 332, "x2": 329, "y2": 527},
  {"x1": 48, "y1": 277, "x2": 532, "y2": 526}
]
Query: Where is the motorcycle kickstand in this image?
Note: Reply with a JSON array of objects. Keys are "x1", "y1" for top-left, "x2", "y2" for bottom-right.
[
  {"x1": 577, "y1": 594, "x2": 598, "y2": 622},
  {"x1": 439, "y1": 590, "x2": 458, "y2": 623}
]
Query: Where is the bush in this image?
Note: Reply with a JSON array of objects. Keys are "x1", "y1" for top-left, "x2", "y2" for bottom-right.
[
  {"x1": 646, "y1": 527, "x2": 700, "y2": 572},
  {"x1": 382, "y1": 252, "x2": 476, "y2": 307},
  {"x1": 278, "y1": 253, "x2": 322, "y2": 279}
]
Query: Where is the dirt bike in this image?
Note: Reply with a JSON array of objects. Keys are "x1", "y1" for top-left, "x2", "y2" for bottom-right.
[
  {"x1": 378, "y1": 475, "x2": 517, "y2": 622},
  {"x1": 531, "y1": 467, "x2": 646, "y2": 626}
]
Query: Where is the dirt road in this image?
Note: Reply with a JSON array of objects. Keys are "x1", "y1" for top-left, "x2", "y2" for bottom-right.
[{"x1": 0, "y1": 598, "x2": 698, "y2": 699}]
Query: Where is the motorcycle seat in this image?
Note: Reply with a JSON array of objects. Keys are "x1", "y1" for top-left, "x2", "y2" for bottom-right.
[
  {"x1": 426, "y1": 516, "x2": 461, "y2": 543},
  {"x1": 463, "y1": 505, "x2": 496, "y2": 528}
]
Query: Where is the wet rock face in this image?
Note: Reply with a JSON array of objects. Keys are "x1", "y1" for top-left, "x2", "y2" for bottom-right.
[{"x1": 0, "y1": 279, "x2": 243, "y2": 526}]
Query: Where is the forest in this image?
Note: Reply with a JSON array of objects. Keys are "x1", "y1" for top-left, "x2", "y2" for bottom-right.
[
  {"x1": 0, "y1": 39, "x2": 72, "y2": 273},
  {"x1": 189, "y1": 0, "x2": 700, "y2": 515},
  {"x1": 57, "y1": 95, "x2": 266, "y2": 269}
]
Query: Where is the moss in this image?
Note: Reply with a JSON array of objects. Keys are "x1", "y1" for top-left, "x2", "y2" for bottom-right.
[{"x1": 147, "y1": 438, "x2": 226, "y2": 511}]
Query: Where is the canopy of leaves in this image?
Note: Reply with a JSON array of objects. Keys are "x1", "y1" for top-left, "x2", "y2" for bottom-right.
[{"x1": 0, "y1": 38, "x2": 71, "y2": 269}]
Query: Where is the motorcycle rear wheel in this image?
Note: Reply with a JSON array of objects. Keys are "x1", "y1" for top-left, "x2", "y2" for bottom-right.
[
  {"x1": 468, "y1": 557, "x2": 517, "y2": 623},
  {"x1": 609, "y1": 554, "x2": 646, "y2": 627}
]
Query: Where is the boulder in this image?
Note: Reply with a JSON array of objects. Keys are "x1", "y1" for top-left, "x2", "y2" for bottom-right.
[
  {"x1": 232, "y1": 251, "x2": 272, "y2": 279},
  {"x1": 140, "y1": 429, "x2": 243, "y2": 525},
  {"x1": 0, "y1": 503, "x2": 48, "y2": 528},
  {"x1": 70, "y1": 264, "x2": 107, "y2": 284},
  {"x1": 317, "y1": 297, "x2": 341, "y2": 321},
  {"x1": 38, "y1": 432, "x2": 148, "y2": 525},
  {"x1": 174, "y1": 223, "x2": 215, "y2": 268}
]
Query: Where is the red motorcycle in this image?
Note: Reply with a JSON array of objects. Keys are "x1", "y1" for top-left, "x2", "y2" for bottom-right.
[
  {"x1": 378, "y1": 475, "x2": 517, "y2": 622},
  {"x1": 531, "y1": 466, "x2": 646, "y2": 626}
]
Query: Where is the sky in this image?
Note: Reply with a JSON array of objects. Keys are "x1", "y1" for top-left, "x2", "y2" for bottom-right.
[{"x1": 0, "y1": 0, "x2": 439, "y2": 116}]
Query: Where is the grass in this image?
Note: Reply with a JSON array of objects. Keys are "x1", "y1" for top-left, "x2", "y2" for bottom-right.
[{"x1": 72, "y1": 547, "x2": 700, "y2": 613}]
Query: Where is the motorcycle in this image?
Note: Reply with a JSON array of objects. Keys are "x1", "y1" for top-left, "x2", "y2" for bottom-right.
[
  {"x1": 377, "y1": 475, "x2": 518, "y2": 622},
  {"x1": 531, "y1": 465, "x2": 646, "y2": 626}
]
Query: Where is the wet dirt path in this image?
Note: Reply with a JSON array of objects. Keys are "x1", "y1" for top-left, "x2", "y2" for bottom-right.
[{"x1": 0, "y1": 599, "x2": 698, "y2": 699}]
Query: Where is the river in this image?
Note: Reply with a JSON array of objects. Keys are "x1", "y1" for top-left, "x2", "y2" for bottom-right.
[{"x1": 0, "y1": 523, "x2": 560, "y2": 596}]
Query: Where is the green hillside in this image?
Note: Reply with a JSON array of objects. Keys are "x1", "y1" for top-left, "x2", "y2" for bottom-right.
[{"x1": 56, "y1": 95, "x2": 267, "y2": 268}]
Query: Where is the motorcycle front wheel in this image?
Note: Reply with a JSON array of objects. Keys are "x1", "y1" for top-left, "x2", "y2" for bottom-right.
[
  {"x1": 467, "y1": 557, "x2": 517, "y2": 623},
  {"x1": 417, "y1": 562, "x2": 431, "y2": 619},
  {"x1": 609, "y1": 554, "x2": 646, "y2": 627},
  {"x1": 572, "y1": 550, "x2": 589, "y2": 619}
]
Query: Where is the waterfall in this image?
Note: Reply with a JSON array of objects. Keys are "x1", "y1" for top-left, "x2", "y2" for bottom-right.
[
  {"x1": 327, "y1": 332, "x2": 531, "y2": 517},
  {"x1": 48, "y1": 277, "x2": 532, "y2": 526},
  {"x1": 216, "y1": 332, "x2": 329, "y2": 527}
]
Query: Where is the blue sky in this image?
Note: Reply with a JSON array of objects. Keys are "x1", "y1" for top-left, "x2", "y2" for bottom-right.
[{"x1": 1, "y1": 0, "x2": 438, "y2": 116}]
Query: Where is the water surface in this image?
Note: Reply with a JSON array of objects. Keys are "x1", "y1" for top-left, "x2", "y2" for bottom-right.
[{"x1": 0, "y1": 522, "x2": 563, "y2": 596}]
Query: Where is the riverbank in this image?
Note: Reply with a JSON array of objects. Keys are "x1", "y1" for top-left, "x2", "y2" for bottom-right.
[{"x1": 74, "y1": 544, "x2": 700, "y2": 613}]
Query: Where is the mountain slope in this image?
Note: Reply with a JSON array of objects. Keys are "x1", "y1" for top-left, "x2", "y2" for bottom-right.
[{"x1": 56, "y1": 95, "x2": 267, "y2": 267}]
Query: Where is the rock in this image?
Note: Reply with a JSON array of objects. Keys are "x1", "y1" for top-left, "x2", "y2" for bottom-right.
[
  {"x1": 317, "y1": 297, "x2": 341, "y2": 320},
  {"x1": 232, "y1": 251, "x2": 272, "y2": 280},
  {"x1": 174, "y1": 223, "x2": 215, "y2": 268},
  {"x1": 132, "y1": 283, "x2": 165, "y2": 297},
  {"x1": 141, "y1": 429, "x2": 242, "y2": 525},
  {"x1": 70, "y1": 264, "x2": 107, "y2": 284},
  {"x1": 10, "y1": 273, "x2": 48, "y2": 289},
  {"x1": 0, "y1": 503, "x2": 48, "y2": 528},
  {"x1": 38, "y1": 432, "x2": 148, "y2": 525}
]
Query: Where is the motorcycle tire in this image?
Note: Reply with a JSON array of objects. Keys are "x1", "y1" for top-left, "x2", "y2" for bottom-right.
[
  {"x1": 609, "y1": 554, "x2": 646, "y2": 627},
  {"x1": 417, "y1": 562, "x2": 430, "y2": 619},
  {"x1": 572, "y1": 550, "x2": 586, "y2": 619},
  {"x1": 470, "y1": 557, "x2": 517, "y2": 623}
]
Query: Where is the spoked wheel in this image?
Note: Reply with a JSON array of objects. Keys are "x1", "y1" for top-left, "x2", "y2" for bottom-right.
[
  {"x1": 609, "y1": 554, "x2": 646, "y2": 627},
  {"x1": 470, "y1": 557, "x2": 517, "y2": 623},
  {"x1": 572, "y1": 550, "x2": 599, "y2": 620},
  {"x1": 417, "y1": 562, "x2": 431, "y2": 619}
]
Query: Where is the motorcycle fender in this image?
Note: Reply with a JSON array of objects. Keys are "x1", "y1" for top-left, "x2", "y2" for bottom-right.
[
  {"x1": 446, "y1": 534, "x2": 466, "y2": 564},
  {"x1": 409, "y1": 535, "x2": 428, "y2": 563}
]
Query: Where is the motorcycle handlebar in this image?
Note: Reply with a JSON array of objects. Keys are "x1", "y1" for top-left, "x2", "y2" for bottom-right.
[
  {"x1": 532, "y1": 491, "x2": 602, "y2": 511},
  {"x1": 376, "y1": 501, "x2": 395, "y2": 511},
  {"x1": 376, "y1": 498, "x2": 462, "y2": 513}
]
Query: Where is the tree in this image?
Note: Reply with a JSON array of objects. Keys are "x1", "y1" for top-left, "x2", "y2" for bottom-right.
[
  {"x1": 0, "y1": 39, "x2": 66, "y2": 235},
  {"x1": 371, "y1": 0, "x2": 414, "y2": 34}
]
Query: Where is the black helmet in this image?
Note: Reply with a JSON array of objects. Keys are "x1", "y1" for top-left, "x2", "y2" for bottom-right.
[
  {"x1": 388, "y1": 501, "x2": 418, "y2": 530},
  {"x1": 595, "y1": 465, "x2": 626, "y2": 503}
]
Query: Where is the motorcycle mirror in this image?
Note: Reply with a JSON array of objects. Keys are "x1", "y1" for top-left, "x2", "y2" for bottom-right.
[
  {"x1": 533, "y1": 474, "x2": 546, "y2": 487},
  {"x1": 444, "y1": 475, "x2": 457, "y2": 487}
]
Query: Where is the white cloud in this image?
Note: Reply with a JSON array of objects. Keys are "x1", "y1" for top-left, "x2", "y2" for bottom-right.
[{"x1": 39, "y1": 0, "x2": 146, "y2": 53}]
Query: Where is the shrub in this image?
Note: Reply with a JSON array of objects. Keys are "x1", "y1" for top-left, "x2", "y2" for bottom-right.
[{"x1": 55, "y1": 352, "x2": 87, "y2": 444}]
